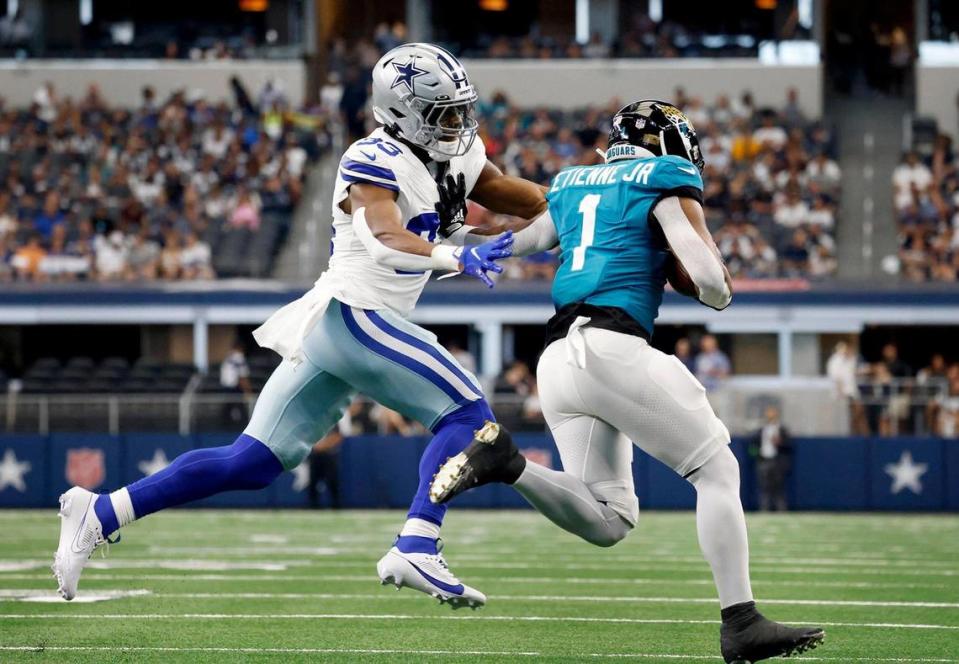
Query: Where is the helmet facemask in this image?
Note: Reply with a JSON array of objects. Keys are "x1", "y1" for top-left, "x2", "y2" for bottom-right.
[{"x1": 410, "y1": 97, "x2": 478, "y2": 160}]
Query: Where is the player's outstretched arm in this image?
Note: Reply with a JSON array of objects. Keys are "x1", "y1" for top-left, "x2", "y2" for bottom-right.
[
  {"x1": 348, "y1": 183, "x2": 511, "y2": 287},
  {"x1": 437, "y1": 162, "x2": 557, "y2": 256},
  {"x1": 468, "y1": 161, "x2": 548, "y2": 224},
  {"x1": 653, "y1": 196, "x2": 733, "y2": 311}
]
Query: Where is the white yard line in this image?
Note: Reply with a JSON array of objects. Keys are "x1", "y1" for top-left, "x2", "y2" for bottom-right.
[
  {"x1": 0, "y1": 646, "x2": 540, "y2": 657},
  {"x1": 0, "y1": 572, "x2": 952, "y2": 591},
  {"x1": 0, "y1": 647, "x2": 955, "y2": 662},
  {"x1": 2, "y1": 613, "x2": 957, "y2": 630},
  {"x1": 148, "y1": 592, "x2": 959, "y2": 609}
]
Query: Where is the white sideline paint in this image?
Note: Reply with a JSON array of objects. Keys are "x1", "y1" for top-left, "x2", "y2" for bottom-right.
[
  {"x1": 149, "y1": 592, "x2": 959, "y2": 609},
  {"x1": 0, "y1": 589, "x2": 150, "y2": 603},
  {"x1": 0, "y1": 646, "x2": 539, "y2": 658},
  {"x1": 0, "y1": 559, "x2": 304, "y2": 572},
  {"x1": 0, "y1": 647, "x2": 956, "y2": 662},
  {"x1": 0, "y1": 572, "x2": 950, "y2": 591},
  {"x1": 3, "y1": 613, "x2": 957, "y2": 631}
]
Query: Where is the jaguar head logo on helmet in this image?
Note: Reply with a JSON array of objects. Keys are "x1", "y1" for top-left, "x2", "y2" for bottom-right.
[
  {"x1": 372, "y1": 43, "x2": 479, "y2": 162},
  {"x1": 605, "y1": 100, "x2": 705, "y2": 173}
]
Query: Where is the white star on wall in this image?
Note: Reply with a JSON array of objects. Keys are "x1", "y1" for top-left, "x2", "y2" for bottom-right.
[
  {"x1": 138, "y1": 449, "x2": 171, "y2": 477},
  {"x1": 0, "y1": 449, "x2": 31, "y2": 493},
  {"x1": 291, "y1": 461, "x2": 311, "y2": 492},
  {"x1": 884, "y1": 451, "x2": 928, "y2": 495}
]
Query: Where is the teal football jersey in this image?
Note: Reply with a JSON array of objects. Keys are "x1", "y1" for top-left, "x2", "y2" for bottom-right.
[{"x1": 547, "y1": 155, "x2": 704, "y2": 334}]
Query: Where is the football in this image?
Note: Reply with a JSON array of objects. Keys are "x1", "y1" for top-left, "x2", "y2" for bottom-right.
[{"x1": 666, "y1": 253, "x2": 698, "y2": 297}]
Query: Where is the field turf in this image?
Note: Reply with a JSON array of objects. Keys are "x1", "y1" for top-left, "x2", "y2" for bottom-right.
[{"x1": 1, "y1": 509, "x2": 958, "y2": 662}]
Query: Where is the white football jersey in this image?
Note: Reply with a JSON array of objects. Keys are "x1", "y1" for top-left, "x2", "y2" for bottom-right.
[{"x1": 325, "y1": 127, "x2": 487, "y2": 318}]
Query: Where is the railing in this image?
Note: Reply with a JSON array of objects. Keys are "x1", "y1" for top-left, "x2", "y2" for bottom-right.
[
  {"x1": 0, "y1": 392, "x2": 547, "y2": 436},
  {"x1": 2, "y1": 377, "x2": 950, "y2": 437}
]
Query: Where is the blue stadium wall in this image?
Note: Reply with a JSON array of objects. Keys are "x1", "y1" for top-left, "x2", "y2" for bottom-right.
[{"x1": 1, "y1": 433, "x2": 956, "y2": 511}]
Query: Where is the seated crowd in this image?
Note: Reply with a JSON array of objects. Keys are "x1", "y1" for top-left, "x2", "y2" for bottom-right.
[
  {"x1": 893, "y1": 137, "x2": 959, "y2": 282},
  {"x1": 0, "y1": 81, "x2": 326, "y2": 283},
  {"x1": 467, "y1": 90, "x2": 840, "y2": 281}
]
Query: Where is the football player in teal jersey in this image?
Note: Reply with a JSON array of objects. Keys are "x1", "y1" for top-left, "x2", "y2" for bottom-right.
[{"x1": 431, "y1": 101, "x2": 824, "y2": 663}]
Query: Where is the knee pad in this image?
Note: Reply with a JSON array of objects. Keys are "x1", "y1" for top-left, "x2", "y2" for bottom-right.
[
  {"x1": 587, "y1": 479, "x2": 640, "y2": 527},
  {"x1": 688, "y1": 445, "x2": 740, "y2": 492}
]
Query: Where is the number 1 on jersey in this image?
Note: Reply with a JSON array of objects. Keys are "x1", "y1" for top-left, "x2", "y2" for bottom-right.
[{"x1": 571, "y1": 194, "x2": 601, "y2": 272}]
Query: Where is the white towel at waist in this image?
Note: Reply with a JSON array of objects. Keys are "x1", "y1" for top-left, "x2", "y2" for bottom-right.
[{"x1": 253, "y1": 271, "x2": 339, "y2": 366}]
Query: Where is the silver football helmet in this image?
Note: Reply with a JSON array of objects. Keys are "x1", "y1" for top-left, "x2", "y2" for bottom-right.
[{"x1": 371, "y1": 42, "x2": 478, "y2": 162}]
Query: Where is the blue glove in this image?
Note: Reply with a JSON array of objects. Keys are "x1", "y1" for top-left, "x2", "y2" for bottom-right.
[{"x1": 456, "y1": 231, "x2": 514, "y2": 288}]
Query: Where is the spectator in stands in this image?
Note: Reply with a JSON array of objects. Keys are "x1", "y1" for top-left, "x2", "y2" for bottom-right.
[
  {"x1": 753, "y1": 112, "x2": 788, "y2": 150},
  {"x1": 495, "y1": 360, "x2": 535, "y2": 398},
  {"x1": 892, "y1": 151, "x2": 933, "y2": 214},
  {"x1": 0, "y1": 81, "x2": 322, "y2": 283},
  {"x1": 805, "y1": 150, "x2": 842, "y2": 191},
  {"x1": 228, "y1": 188, "x2": 261, "y2": 231},
  {"x1": 748, "y1": 405, "x2": 792, "y2": 511},
  {"x1": 917, "y1": 353, "x2": 949, "y2": 387},
  {"x1": 94, "y1": 231, "x2": 128, "y2": 281},
  {"x1": 928, "y1": 376, "x2": 959, "y2": 438},
  {"x1": 881, "y1": 343, "x2": 910, "y2": 381},
  {"x1": 826, "y1": 341, "x2": 868, "y2": 435},
  {"x1": 308, "y1": 423, "x2": 344, "y2": 509},
  {"x1": 179, "y1": 232, "x2": 214, "y2": 280},
  {"x1": 12, "y1": 234, "x2": 46, "y2": 281},
  {"x1": 780, "y1": 229, "x2": 811, "y2": 276},
  {"x1": 159, "y1": 231, "x2": 182, "y2": 280},
  {"x1": 694, "y1": 335, "x2": 730, "y2": 391},
  {"x1": 126, "y1": 231, "x2": 160, "y2": 281},
  {"x1": 674, "y1": 338, "x2": 696, "y2": 374},
  {"x1": 445, "y1": 343, "x2": 476, "y2": 375},
  {"x1": 220, "y1": 342, "x2": 252, "y2": 425}
]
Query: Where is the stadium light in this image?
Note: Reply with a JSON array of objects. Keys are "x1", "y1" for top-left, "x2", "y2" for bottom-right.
[
  {"x1": 798, "y1": 0, "x2": 812, "y2": 29},
  {"x1": 649, "y1": 0, "x2": 662, "y2": 23},
  {"x1": 79, "y1": 0, "x2": 92, "y2": 26},
  {"x1": 575, "y1": 0, "x2": 588, "y2": 44}
]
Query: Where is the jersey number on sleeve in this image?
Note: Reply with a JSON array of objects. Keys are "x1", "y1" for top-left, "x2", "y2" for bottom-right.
[{"x1": 571, "y1": 194, "x2": 601, "y2": 272}]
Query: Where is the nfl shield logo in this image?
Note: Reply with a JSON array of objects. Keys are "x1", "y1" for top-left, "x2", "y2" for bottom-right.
[{"x1": 66, "y1": 448, "x2": 106, "y2": 489}]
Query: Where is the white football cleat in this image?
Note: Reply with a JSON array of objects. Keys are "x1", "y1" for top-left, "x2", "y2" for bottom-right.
[
  {"x1": 52, "y1": 486, "x2": 109, "y2": 600},
  {"x1": 376, "y1": 542, "x2": 486, "y2": 610}
]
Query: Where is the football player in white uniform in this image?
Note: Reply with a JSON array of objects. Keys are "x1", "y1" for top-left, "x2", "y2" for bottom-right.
[
  {"x1": 429, "y1": 102, "x2": 824, "y2": 660},
  {"x1": 52, "y1": 43, "x2": 551, "y2": 609}
]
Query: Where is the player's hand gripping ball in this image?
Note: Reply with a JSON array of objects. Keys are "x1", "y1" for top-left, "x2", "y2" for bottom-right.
[{"x1": 666, "y1": 253, "x2": 698, "y2": 298}]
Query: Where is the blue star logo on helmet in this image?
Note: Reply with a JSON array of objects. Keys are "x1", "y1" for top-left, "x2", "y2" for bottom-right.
[{"x1": 390, "y1": 58, "x2": 428, "y2": 94}]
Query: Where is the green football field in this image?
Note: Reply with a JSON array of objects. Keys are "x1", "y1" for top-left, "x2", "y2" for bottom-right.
[{"x1": 1, "y1": 509, "x2": 958, "y2": 663}]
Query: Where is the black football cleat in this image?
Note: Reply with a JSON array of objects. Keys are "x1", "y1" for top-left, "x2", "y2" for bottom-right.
[
  {"x1": 721, "y1": 605, "x2": 824, "y2": 663},
  {"x1": 429, "y1": 421, "x2": 525, "y2": 504}
]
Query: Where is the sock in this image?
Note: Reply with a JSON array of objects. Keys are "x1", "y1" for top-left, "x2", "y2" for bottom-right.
[
  {"x1": 94, "y1": 488, "x2": 134, "y2": 535},
  {"x1": 400, "y1": 517, "x2": 441, "y2": 539},
  {"x1": 513, "y1": 461, "x2": 632, "y2": 547},
  {"x1": 395, "y1": 534, "x2": 439, "y2": 555},
  {"x1": 406, "y1": 399, "x2": 494, "y2": 526},
  {"x1": 93, "y1": 434, "x2": 283, "y2": 531},
  {"x1": 688, "y1": 446, "x2": 755, "y2": 609}
]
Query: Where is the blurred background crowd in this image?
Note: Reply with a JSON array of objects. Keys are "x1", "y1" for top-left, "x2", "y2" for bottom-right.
[{"x1": 0, "y1": 79, "x2": 328, "y2": 283}]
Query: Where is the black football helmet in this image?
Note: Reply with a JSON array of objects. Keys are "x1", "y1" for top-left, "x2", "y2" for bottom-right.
[{"x1": 606, "y1": 100, "x2": 705, "y2": 173}]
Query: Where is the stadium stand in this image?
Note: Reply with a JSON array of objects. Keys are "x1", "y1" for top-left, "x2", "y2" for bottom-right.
[
  {"x1": 0, "y1": 81, "x2": 327, "y2": 282},
  {"x1": 894, "y1": 134, "x2": 959, "y2": 282},
  {"x1": 469, "y1": 91, "x2": 839, "y2": 280}
]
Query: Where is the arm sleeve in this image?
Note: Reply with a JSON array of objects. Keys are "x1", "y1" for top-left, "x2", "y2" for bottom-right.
[
  {"x1": 352, "y1": 207, "x2": 460, "y2": 272},
  {"x1": 652, "y1": 196, "x2": 731, "y2": 310},
  {"x1": 445, "y1": 209, "x2": 558, "y2": 256},
  {"x1": 509, "y1": 209, "x2": 559, "y2": 256}
]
